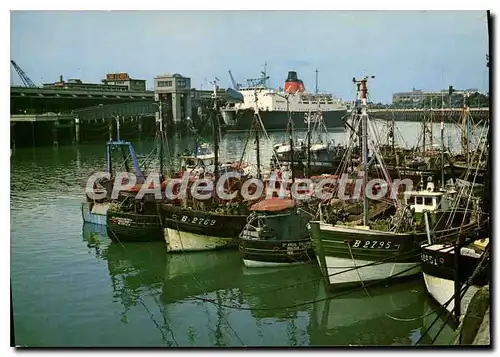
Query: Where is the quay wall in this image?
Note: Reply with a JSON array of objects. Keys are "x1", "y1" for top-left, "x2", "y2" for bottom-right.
[{"x1": 452, "y1": 285, "x2": 490, "y2": 346}]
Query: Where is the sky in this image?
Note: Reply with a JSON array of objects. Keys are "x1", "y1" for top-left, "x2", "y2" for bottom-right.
[{"x1": 10, "y1": 10, "x2": 490, "y2": 103}]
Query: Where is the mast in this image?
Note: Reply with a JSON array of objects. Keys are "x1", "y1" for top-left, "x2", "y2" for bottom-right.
[
  {"x1": 154, "y1": 97, "x2": 164, "y2": 177},
  {"x1": 255, "y1": 122, "x2": 261, "y2": 180},
  {"x1": 159, "y1": 106, "x2": 164, "y2": 177},
  {"x1": 115, "y1": 115, "x2": 121, "y2": 141},
  {"x1": 211, "y1": 78, "x2": 220, "y2": 179},
  {"x1": 306, "y1": 113, "x2": 311, "y2": 177},
  {"x1": 441, "y1": 120, "x2": 445, "y2": 187},
  {"x1": 354, "y1": 76, "x2": 373, "y2": 227},
  {"x1": 286, "y1": 95, "x2": 295, "y2": 183},
  {"x1": 253, "y1": 91, "x2": 262, "y2": 180},
  {"x1": 390, "y1": 113, "x2": 395, "y2": 155}
]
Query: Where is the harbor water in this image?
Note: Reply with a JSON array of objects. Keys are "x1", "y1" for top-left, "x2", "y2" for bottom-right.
[{"x1": 11, "y1": 120, "x2": 470, "y2": 347}]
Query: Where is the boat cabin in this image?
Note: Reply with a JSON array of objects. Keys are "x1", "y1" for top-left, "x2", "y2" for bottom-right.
[
  {"x1": 240, "y1": 198, "x2": 308, "y2": 242},
  {"x1": 404, "y1": 181, "x2": 444, "y2": 213},
  {"x1": 180, "y1": 143, "x2": 215, "y2": 173}
]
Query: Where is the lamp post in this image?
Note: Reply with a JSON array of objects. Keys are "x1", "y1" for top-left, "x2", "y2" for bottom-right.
[
  {"x1": 111, "y1": 114, "x2": 121, "y2": 141},
  {"x1": 152, "y1": 100, "x2": 165, "y2": 176},
  {"x1": 152, "y1": 101, "x2": 164, "y2": 133}
]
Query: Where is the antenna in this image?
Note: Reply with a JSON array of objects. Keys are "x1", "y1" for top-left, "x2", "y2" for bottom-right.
[
  {"x1": 209, "y1": 77, "x2": 219, "y2": 98},
  {"x1": 315, "y1": 69, "x2": 319, "y2": 94},
  {"x1": 262, "y1": 61, "x2": 268, "y2": 87}
]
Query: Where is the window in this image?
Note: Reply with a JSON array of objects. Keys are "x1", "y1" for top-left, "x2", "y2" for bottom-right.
[
  {"x1": 424, "y1": 197, "x2": 433, "y2": 206},
  {"x1": 157, "y1": 80, "x2": 172, "y2": 87},
  {"x1": 416, "y1": 197, "x2": 423, "y2": 205}
]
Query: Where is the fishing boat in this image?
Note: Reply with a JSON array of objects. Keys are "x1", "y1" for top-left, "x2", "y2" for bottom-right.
[
  {"x1": 105, "y1": 108, "x2": 167, "y2": 242},
  {"x1": 310, "y1": 77, "x2": 481, "y2": 290},
  {"x1": 161, "y1": 79, "x2": 253, "y2": 252},
  {"x1": 162, "y1": 203, "x2": 248, "y2": 252},
  {"x1": 81, "y1": 133, "x2": 145, "y2": 226},
  {"x1": 420, "y1": 236, "x2": 489, "y2": 317},
  {"x1": 272, "y1": 110, "x2": 348, "y2": 176},
  {"x1": 106, "y1": 189, "x2": 165, "y2": 242},
  {"x1": 420, "y1": 114, "x2": 490, "y2": 318},
  {"x1": 239, "y1": 198, "x2": 314, "y2": 267},
  {"x1": 238, "y1": 103, "x2": 315, "y2": 267},
  {"x1": 179, "y1": 142, "x2": 215, "y2": 175}
]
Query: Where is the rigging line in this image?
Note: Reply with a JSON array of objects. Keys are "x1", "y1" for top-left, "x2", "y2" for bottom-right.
[
  {"x1": 442, "y1": 121, "x2": 488, "y2": 229},
  {"x1": 214, "y1": 242, "x2": 457, "y2": 299},
  {"x1": 137, "y1": 298, "x2": 169, "y2": 345},
  {"x1": 171, "y1": 217, "x2": 245, "y2": 346},
  {"x1": 221, "y1": 308, "x2": 246, "y2": 346},
  {"x1": 106, "y1": 228, "x2": 179, "y2": 346},
  {"x1": 415, "y1": 282, "x2": 470, "y2": 345},
  {"x1": 255, "y1": 110, "x2": 281, "y2": 166},
  {"x1": 192, "y1": 263, "x2": 421, "y2": 312},
  {"x1": 346, "y1": 239, "x2": 437, "y2": 322},
  {"x1": 429, "y1": 311, "x2": 453, "y2": 345},
  {"x1": 171, "y1": 219, "x2": 219, "y2": 342}
]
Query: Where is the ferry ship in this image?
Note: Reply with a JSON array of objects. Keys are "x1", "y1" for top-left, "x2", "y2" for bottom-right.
[{"x1": 220, "y1": 69, "x2": 348, "y2": 131}]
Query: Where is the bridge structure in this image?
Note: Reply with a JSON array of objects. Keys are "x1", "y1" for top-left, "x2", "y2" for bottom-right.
[
  {"x1": 10, "y1": 85, "x2": 155, "y2": 115},
  {"x1": 10, "y1": 85, "x2": 218, "y2": 148}
]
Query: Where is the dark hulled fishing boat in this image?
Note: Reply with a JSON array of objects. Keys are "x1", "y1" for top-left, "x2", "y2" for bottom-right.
[
  {"x1": 106, "y1": 191, "x2": 164, "y2": 242},
  {"x1": 239, "y1": 198, "x2": 314, "y2": 267},
  {"x1": 105, "y1": 99, "x2": 168, "y2": 242},
  {"x1": 162, "y1": 203, "x2": 248, "y2": 252},
  {"x1": 161, "y1": 79, "x2": 253, "y2": 252},
  {"x1": 420, "y1": 237, "x2": 489, "y2": 316}
]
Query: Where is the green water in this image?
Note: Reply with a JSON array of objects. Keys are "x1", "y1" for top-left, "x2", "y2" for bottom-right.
[{"x1": 10, "y1": 130, "x2": 456, "y2": 347}]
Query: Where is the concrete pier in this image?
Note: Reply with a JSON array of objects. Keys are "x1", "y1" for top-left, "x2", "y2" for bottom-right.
[{"x1": 453, "y1": 285, "x2": 490, "y2": 345}]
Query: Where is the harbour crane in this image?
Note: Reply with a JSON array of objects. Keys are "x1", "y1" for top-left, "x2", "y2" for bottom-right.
[
  {"x1": 228, "y1": 70, "x2": 241, "y2": 90},
  {"x1": 11, "y1": 60, "x2": 36, "y2": 87}
]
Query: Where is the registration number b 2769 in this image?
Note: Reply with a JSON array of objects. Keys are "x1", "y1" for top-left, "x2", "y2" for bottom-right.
[{"x1": 172, "y1": 214, "x2": 216, "y2": 226}]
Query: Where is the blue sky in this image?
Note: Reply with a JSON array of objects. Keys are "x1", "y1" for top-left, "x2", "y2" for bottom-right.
[{"x1": 10, "y1": 10, "x2": 489, "y2": 103}]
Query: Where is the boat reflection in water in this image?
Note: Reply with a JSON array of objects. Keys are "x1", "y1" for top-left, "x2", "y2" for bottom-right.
[
  {"x1": 308, "y1": 278, "x2": 455, "y2": 346},
  {"x1": 82, "y1": 224, "x2": 455, "y2": 346}
]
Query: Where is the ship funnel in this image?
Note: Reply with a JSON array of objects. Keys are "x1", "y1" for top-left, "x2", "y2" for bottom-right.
[{"x1": 284, "y1": 71, "x2": 305, "y2": 94}]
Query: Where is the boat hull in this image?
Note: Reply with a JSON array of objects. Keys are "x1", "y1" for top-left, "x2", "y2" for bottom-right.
[
  {"x1": 223, "y1": 109, "x2": 347, "y2": 131},
  {"x1": 106, "y1": 211, "x2": 164, "y2": 242},
  {"x1": 420, "y1": 242, "x2": 489, "y2": 315},
  {"x1": 162, "y1": 204, "x2": 247, "y2": 252},
  {"x1": 310, "y1": 222, "x2": 427, "y2": 289},
  {"x1": 164, "y1": 228, "x2": 239, "y2": 252},
  {"x1": 239, "y1": 237, "x2": 314, "y2": 267},
  {"x1": 311, "y1": 213, "x2": 480, "y2": 289},
  {"x1": 422, "y1": 273, "x2": 480, "y2": 315},
  {"x1": 81, "y1": 202, "x2": 108, "y2": 225}
]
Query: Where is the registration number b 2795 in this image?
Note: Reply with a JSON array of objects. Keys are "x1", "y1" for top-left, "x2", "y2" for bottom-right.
[{"x1": 351, "y1": 240, "x2": 394, "y2": 249}]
